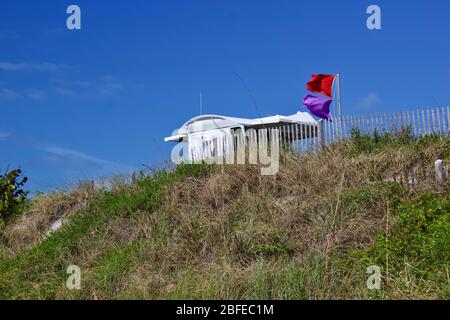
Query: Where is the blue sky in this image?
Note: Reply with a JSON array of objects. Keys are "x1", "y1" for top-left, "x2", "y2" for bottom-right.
[{"x1": 1, "y1": 0, "x2": 449, "y2": 192}]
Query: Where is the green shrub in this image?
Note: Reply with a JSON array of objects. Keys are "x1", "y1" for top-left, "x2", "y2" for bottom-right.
[
  {"x1": 376, "y1": 193, "x2": 449, "y2": 270},
  {"x1": 350, "y1": 126, "x2": 415, "y2": 155},
  {"x1": 366, "y1": 192, "x2": 450, "y2": 297},
  {"x1": 393, "y1": 125, "x2": 414, "y2": 144},
  {"x1": 248, "y1": 230, "x2": 294, "y2": 259},
  {"x1": 0, "y1": 169, "x2": 28, "y2": 224},
  {"x1": 350, "y1": 128, "x2": 390, "y2": 154}
]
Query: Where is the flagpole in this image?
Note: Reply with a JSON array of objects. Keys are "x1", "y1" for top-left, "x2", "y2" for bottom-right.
[
  {"x1": 336, "y1": 73, "x2": 343, "y2": 139},
  {"x1": 336, "y1": 73, "x2": 342, "y2": 118}
]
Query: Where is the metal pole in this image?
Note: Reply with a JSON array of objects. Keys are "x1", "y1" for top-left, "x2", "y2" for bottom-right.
[{"x1": 336, "y1": 73, "x2": 342, "y2": 118}]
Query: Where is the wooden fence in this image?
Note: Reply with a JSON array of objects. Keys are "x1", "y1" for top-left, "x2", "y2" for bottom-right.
[
  {"x1": 275, "y1": 106, "x2": 450, "y2": 153},
  {"x1": 275, "y1": 106, "x2": 450, "y2": 186},
  {"x1": 381, "y1": 159, "x2": 449, "y2": 187},
  {"x1": 322, "y1": 106, "x2": 450, "y2": 144},
  {"x1": 164, "y1": 106, "x2": 450, "y2": 179}
]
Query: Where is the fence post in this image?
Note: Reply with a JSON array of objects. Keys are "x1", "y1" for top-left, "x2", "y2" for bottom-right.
[
  {"x1": 447, "y1": 106, "x2": 450, "y2": 134},
  {"x1": 361, "y1": 114, "x2": 366, "y2": 134},
  {"x1": 416, "y1": 109, "x2": 421, "y2": 135},
  {"x1": 407, "y1": 110, "x2": 411, "y2": 131},
  {"x1": 355, "y1": 115, "x2": 359, "y2": 134},
  {"x1": 374, "y1": 113, "x2": 379, "y2": 135},
  {"x1": 388, "y1": 112, "x2": 392, "y2": 132},
  {"x1": 421, "y1": 110, "x2": 426, "y2": 135},
  {"x1": 443, "y1": 107, "x2": 448, "y2": 134},
  {"x1": 431, "y1": 108, "x2": 436, "y2": 135},
  {"x1": 308, "y1": 124, "x2": 312, "y2": 149},
  {"x1": 435, "y1": 159, "x2": 444, "y2": 184},
  {"x1": 400, "y1": 111, "x2": 404, "y2": 128},
  {"x1": 319, "y1": 120, "x2": 324, "y2": 147},
  {"x1": 437, "y1": 107, "x2": 442, "y2": 136}
]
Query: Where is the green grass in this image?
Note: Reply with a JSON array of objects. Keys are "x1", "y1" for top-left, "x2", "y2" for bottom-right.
[
  {"x1": 0, "y1": 137, "x2": 448, "y2": 300},
  {"x1": 0, "y1": 164, "x2": 211, "y2": 299},
  {"x1": 365, "y1": 192, "x2": 450, "y2": 298},
  {"x1": 246, "y1": 256, "x2": 326, "y2": 300},
  {"x1": 344, "y1": 127, "x2": 450, "y2": 162},
  {"x1": 321, "y1": 190, "x2": 450, "y2": 300}
]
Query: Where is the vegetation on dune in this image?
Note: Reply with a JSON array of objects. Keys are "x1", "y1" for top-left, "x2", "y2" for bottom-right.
[
  {"x1": 364, "y1": 193, "x2": 450, "y2": 298},
  {"x1": 0, "y1": 133, "x2": 449, "y2": 299},
  {"x1": 0, "y1": 169, "x2": 29, "y2": 233}
]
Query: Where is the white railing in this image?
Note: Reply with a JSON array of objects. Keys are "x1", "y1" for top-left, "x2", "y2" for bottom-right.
[
  {"x1": 322, "y1": 106, "x2": 450, "y2": 144},
  {"x1": 183, "y1": 106, "x2": 450, "y2": 163}
]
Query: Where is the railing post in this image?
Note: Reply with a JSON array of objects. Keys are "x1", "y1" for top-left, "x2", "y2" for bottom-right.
[
  {"x1": 437, "y1": 107, "x2": 442, "y2": 136},
  {"x1": 447, "y1": 106, "x2": 450, "y2": 134},
  {"x1": 319, "y1": 120, "x2": 324, "y2": 148},
  {"x1": 435, "y1": 159, "x2": 444, "y2": 184}
]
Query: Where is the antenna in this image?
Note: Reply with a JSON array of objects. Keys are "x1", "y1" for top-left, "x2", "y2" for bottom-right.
[{"x1": 199, "y1": 92, "x2": 203, "y2": 115}]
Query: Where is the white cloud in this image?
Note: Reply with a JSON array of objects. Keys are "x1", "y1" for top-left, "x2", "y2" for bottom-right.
[
  {"x1": 0, "y1": 132, "x2": 133, "y2": 176},
  {"x1": 38, "y1": 144, "x2": 132, "y2": 172},
  {"x1": 0, "y1": 30, "x2": 19, "y2": 40},
  {"x1": 0, "y1": 132, "x2": 11, "y2": 140},
  {"x1": 40, "y1": 145, "x2": 112, "y2": 165},
  {"x1": 99, "y1": 83, "x2": 123, "y2": 96},
  {"x1": 0, "y1": 88, "x2": 45, "y2": 100},
  {"x1": 54, "y1": 87, "x2": 77, "y2": 96},
  {"x1": 358, "y1": 93, "x2": 379, "y2": 109},
  {"x1": 0, "y1": 88, "x2": 23, "y2": 99},
  {"x1": 98, "y1": 76, "x2": 123, "y2": 95},
  {"x1": 0, "y1": 62, "x2": 71, "y2": 72},
  {"x1": 27, "y1": 89, "x2": 44, "y2": 99},
  {"x1": 53, "y1": 75, "x2": 124, "y2": 97},
  {"x1": 52, "y1": 79, "x2": 91, "y2": 88}
]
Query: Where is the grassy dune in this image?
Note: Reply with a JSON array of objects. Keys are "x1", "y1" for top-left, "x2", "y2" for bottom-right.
[{"x1": 0, "y1": 135, "x2": 449, "y2": 299}]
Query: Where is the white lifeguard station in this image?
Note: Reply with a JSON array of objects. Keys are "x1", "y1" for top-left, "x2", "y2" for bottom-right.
[{"x1": 164, "y1": 112, "x2": 321, "y2": 163}]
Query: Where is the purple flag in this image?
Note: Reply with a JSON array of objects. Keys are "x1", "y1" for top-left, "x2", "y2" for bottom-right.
[{"x1": 302, "y1": 94, "x2": 332, "y2": 121}]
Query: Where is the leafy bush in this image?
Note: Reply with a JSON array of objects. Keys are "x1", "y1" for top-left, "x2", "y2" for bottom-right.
[
  {"x1": 350, "y1": 126, "x2": 415, "y2": 155},
  {"x1": 0, "y1": 169, "x2": 28, "y2": 223},
  {"x1": 374, "y1": 193, "x2": 450, "y2": 270},
  {"x1": 393, "y1": 125, "x2": 414, "y2": 144},
  {"x1": 350, "y1": 128, "x2": 389, "y2": 154},
  {"x1": 244, "y1": 225, "x2": 295, "y2": 259},
  {"x1": 366, "y1": 192, "x2": 450, "y2": 297}
]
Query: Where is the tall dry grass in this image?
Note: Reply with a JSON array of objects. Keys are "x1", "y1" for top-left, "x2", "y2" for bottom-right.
[
  {"x1": 1, "y1": 182, "x2": 97, "y2": 257},
  {"x1": 0, "y1": 136, "x2": 448, "y2": 299}
]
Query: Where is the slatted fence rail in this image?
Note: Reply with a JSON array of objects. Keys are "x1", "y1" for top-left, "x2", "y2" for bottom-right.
[{"x1": 322, "y1": 106, "x2": 450, "y2": 145}]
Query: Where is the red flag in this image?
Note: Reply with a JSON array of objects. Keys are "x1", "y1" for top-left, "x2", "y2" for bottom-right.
[{"x1": 306, "y1": 74, "x2": 335, "y2": 98}]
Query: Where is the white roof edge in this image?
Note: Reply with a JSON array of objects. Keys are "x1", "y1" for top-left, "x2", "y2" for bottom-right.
[
  {"x1": 165, "y1": 111, "x2": 318, "y2": 141},
  {"x1": 185, "y1": 112, "x2": 317, "y2": 126},
  {"x1": 164, "y1": 134, "x2": 187, "y2": 142}
]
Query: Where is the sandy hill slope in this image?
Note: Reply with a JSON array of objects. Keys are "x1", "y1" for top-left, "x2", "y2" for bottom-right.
[{"x1": 0, "y1": 134, "x2": 449, "y2": 299}]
